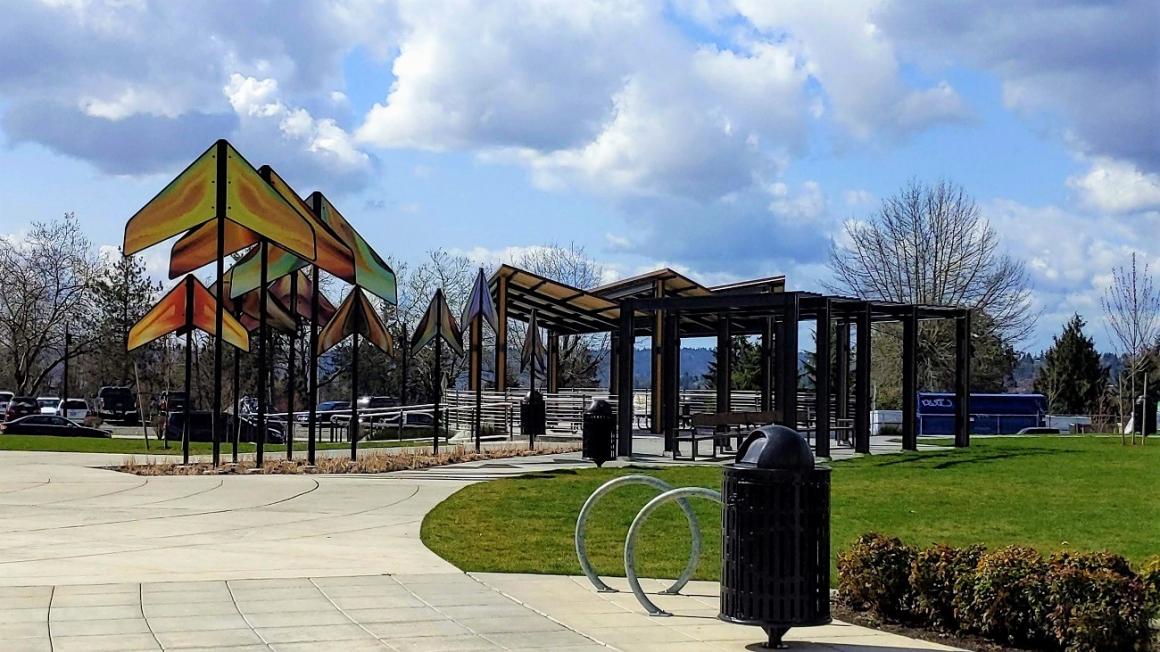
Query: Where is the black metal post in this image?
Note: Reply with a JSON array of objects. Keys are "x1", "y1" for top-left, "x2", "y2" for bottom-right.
[
  {"x1": 616, "y1": 301, "x2": 634, "y2": 457},
  {"x1": 854, "y1": 304, "x2": 871, "y2": 454},
  {"x1": 232, "y1": 328, "x2": 240, "y2": 463},
  {"x1": 836, "y1": 321, "x2": 851, "y2": 423},
  {"x1": 473, "y1": 316, "x2": 482, "y2": 453},
  {"x1": 760, "y1": 318, "x2": 772, "y2": 412},
  {"x1": 716, "y1": 317, "x2": 731, "y2": 414},
  {"x1": 773, "y1": 319, "x2": 786, "y2": 415},
  {"x1": 183, "y1": 329, "x2": 192, "y2": 464},
  {"x1": 400, "y1": 323, "x2": 409, "y2": 406},
  {"x1": 815, "y1": 301, "x2": 831, "y2": 458},
  {"x1": 902, "y1": 305, "x2": 918, "y2": 451},
  {"x1": 308, "y1": 266, "x2": 319, "y2": 465},
  {"x1": 433, "y1": 335, "x2": 442, "y2": 454},
  {"x1": 662, "y1": 309, "x2": 679, "y2": 451},
  {"x1": 62, "y1": 323, "x2": 70, "y2": 417},
  {"x1": 286, "y1": 272, "x2": 298, "y2": 460},
  {"x1": 608, "y1": 333, "x2": 619, "y2": 395},
  {"x1": 955, "y1": 310, "x2": 972, "y2": 448},
  {"x1": 256, "y1": 240, "x2": 269, "y2": 466},
  {"x1": 350, "y1": 330, "x2": 360, "y2": 460},
  {"x1": 781, "y1": 294, "x2": 799, "y2": 429}
]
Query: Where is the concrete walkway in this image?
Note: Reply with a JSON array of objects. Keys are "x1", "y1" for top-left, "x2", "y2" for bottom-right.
[{"x1": 0, "y1": 441, "x2": 962, "y2": 650}]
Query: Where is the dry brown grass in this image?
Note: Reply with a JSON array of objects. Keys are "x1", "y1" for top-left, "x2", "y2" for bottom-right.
[{"x1": 116, "y1": 444, "x2": 580, "y2": 476}]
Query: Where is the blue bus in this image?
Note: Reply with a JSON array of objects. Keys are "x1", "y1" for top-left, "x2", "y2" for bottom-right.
[{"x1": 917, "y1": 392, "x2": 1047, "y2": 435}]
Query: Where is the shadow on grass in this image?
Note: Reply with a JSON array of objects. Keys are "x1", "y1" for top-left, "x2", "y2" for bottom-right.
[{"x1": 855, "y1": 447, "x2": 1074, "y2": 470}]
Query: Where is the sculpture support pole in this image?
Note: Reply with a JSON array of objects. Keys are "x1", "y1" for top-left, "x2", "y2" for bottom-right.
[
  {"x1": 350, "y1": 330, "x2": 360, "y2": 461},
  {"x1": 256, "y1": 240, "x2": 269, "y2": 466},
  {"x1": 287, "y1": 272, "x2": 298, "y2": 460},
  {"x1": 400, "y1": 323, "x2": 409, "y2": 405},
  {"x1": 308, "y1": 266, "x2": 319, "y2": 465},
  {"x1": 433, "y1": 336, "x2": 442, "y2": 454},
  {"x1": 212, "y1": 145, "x2": 226, "y2": 468},
  {"x1": 232, "y1": 327, "x2": 240, "y2": 463},
  {"x1": 472, "y1": 316, "x2": 482, "y2": 452},
  {"x1": 183, "y1": 328, "x2": 192, "y2": 465}
]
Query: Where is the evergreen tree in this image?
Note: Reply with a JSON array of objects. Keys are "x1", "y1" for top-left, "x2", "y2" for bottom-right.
[
  {"x1": 1033, "y1": 314, "x2": 1108, "y2": 413},
  {"x1": 90, "y1": 249, "x2": 161, "y2": 391},
  {"x1": 702, "y1": 336, "x2": 762, "y2": 390}
]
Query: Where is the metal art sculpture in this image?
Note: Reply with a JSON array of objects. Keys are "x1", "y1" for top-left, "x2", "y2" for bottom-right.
[
  {"x1": 521, "y1": 309, "x2": 546, "y2": 390},
  {"x1": 411, "y1": 289, "x2": 464, "y2": 453},
  {"x1": 462, "y1": 269, "x2": 498, "y2": 451},
  {"x1": 317, "y1": 287, "x2": 393, "y2": 459},
  {"x1": 124, "y1": 140, "x2": 317, "y2": 467},
  {"x1": 128, "y1": 275, "x2": 249, "y2": 463}
]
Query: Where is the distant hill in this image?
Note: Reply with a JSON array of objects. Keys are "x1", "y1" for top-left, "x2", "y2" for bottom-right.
[{"x1": 594, "y1": 347, "x2": 716, "y2": 389}]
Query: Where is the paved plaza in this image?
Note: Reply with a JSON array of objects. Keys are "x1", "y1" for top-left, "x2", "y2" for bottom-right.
[{"x1": 0, "y1": 441, "x2": 961, "y2": 651}]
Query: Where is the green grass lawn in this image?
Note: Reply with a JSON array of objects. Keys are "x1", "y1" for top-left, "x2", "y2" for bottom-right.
[
  {"x1": 421, "y1": 437, "x2": 1160, "y2": 583},
  {"x1": 0, "y1": 434, "x2": 436, "y2": 455}
]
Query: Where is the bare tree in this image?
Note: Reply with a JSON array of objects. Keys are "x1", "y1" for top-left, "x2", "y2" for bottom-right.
[
  {"x1": 0, "y1": 214, "x2": 101, "y2": 395},
  {"x1": 1100, "y1": 251, "x2": 1160, "y2": 429},
  {"x1": 828, "y1": 180, "x2": 1034, "y2": 391},
  {"x1": 509, "y1": 243, "x2": 607, "y2": 388}
]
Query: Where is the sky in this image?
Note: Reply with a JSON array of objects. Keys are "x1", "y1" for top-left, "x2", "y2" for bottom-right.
[{"x1": 0, "y1": 0, "x2": 1156, "y2": 352}]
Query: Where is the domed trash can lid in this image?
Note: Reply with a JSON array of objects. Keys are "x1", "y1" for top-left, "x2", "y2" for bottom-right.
[
  {"x1": 733, "y1": 424, "x2": 814, "y2": 470},
  {"x1": 586, "y1": 398, "x2": 613, "y2": 415}
]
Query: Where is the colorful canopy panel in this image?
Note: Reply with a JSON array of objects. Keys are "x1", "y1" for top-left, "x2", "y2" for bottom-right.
[
  {"x1": 128, "y1": 276, "x2": 249, "y2": 352},
  {"x1": 268, "y1": 270, "x2": 337, "y2": 326},
  {"x1": 209, "y1": 275, "x2": 297, "y2": 335},
  {"x1": 411, "y1": 289, "x2": 464, "y2": 357},
  {"x1": 311, "y1": 192, "x2": 397, "y2": 305},
  {"x1": 228, "y1": 167, "x2": 357, "y2": 297},
  {"x1": 461, "y1": 268, "x2": 499, "y2": 331},
  {"x1": 169, "y1": 219, "x2": 258, "y2": 278},
  {"x1": 520, "y1": 309, "x2": 546, "y2": 373},
  {"x1": 317, "y1": 287, "x2": 393, "y2": 356},
  {"x1": 123, "y1": 140, "x2": 317, "y2": 264}
]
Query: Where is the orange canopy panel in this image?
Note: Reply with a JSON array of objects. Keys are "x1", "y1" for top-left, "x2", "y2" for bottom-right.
[
  {"x1": 128, "y1": 276, "x2": 249, "y2": 352},
  {"x1": 123, "y1": 140, "x2": 317, "y2": 263},
  {"x1": 312, "y1": 193, "x2": 397, "y2": 305},
  {"x1": 210, "y1": 276, "x2": 298, "y2": 335},
  {"x1": 169, "y1": 219, "x2": 258, "y2": 278},
  {"x1": 269, "y1": 270, "x2": 337, "y2": 326},
  {"x1": 316, "y1": 287, "x2": 393, "y2": 356}
]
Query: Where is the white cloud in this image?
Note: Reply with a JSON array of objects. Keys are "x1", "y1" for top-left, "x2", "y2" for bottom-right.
[
  {"x1": 768, "y1": 180, "x2": 827, "y2": 221},
  {"x1": 1067, "y1": 157, "x2": 1160, "y2": 215}
]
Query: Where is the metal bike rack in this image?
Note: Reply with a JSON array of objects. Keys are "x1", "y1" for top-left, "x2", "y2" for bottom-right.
[
  {"x1": 575, "y1": 475, "x2": 721, "y2": 615},
  {"x1": 624, "y1": 487, "x2": 722, "y2": 616},
  {"x1": 574, "y1": 475, "x2": 700, "y2": 594}
]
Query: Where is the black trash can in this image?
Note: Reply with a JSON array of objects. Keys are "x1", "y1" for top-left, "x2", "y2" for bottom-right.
[
  {"x1": 582, "y1": 398, "x2": 615, "y2": 466},
  {"x1": 1133, "y1": 396, "x2": 1156, "y2": 435},
  {"x1": 520, "y1": 390, "x2": 546, "y2": 440},
  {"x1": 720, "y1": 425, "x2": 831, "y2": 648}
]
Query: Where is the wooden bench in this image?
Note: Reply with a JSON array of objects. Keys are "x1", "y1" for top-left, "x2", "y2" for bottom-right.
[{"x1": 673, "y1": 410, "x2": 781, "y2": 461}]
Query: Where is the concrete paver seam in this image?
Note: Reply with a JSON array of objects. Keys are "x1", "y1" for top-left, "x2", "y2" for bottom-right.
[
  {"x1": 466, "y1": 574, "x2": 621, "y2": 651},
  {"x1": 31, "y1": 477, "x2": 151, "y2": 507},
  {"x1": 46, "y1": 584, "x2": 55, "y2": 652},
  {"x1": 133, "y1": 479, "x2": 226, "y2": 507},
  {"x1": 138, "y1": 582, "x2": 164, "y2": 651},
  {"x1": 0, "y1": 477, "x2": 322, "y2": 538},
  {"x1": 306, "y1": 576, "x2": 397, "y2": 651},
  {"x1": 385, "y1": 575, "x2": 517, "y2": 651},
  {"x1": 0, "y1": 478, "x2": 51, "y2": 497},
  {"x1": 224, "y1": 579, "x2": 276, "y2": 651}
]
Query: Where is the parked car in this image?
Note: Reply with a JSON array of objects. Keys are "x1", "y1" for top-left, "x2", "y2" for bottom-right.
[
  {"x1": 5, "y1": 396, "x2": 39, "y2": 422},
  {"x1": 0, "y1": 414, "x2": 110, "y2": 438},
  {"x1": 358, "y1": 396, "x2": 398, "y2": 410},
  {"x1": 0, "y1": 391, "x2": 13, "y2": 414},
  {"x1": 56, "y1": 398, "x2": 89, "y2": 421},
  {"x1": 156, "y1": 390, "x2": 187, "y2": 415},
  {"x1": 37, "y1": 397, "x2": 61, "y2": 414},
  {"x1": 296, "y1": 400, "x2": 351, "y2": 424},
  {"x1": 96, "y1": 386, "x2": 139, "y2": 423},
  {"x1": 162, "y1": 411, "x2": 285, "y2": 444},
  {"x1": 365, "y1": 411, "x2": 441, "y2": 441}
]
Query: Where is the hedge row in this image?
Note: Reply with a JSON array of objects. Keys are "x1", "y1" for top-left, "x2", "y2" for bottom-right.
[{"x1": 837, "y1": 533, "x2": 1158, "y2": 651}]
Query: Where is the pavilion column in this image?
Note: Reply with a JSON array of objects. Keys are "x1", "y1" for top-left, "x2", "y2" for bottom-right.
[
  {"x1": 494, "y1": 275, "x2": 508, "y2": 393},
  {"x1": 715, "y1": 317, "x2": 731, "y2": 414},
  {"x1": 616, "y1": 301, "x2": 635, "y2": 457},
  {"x1": 954, "y1": 310, "x2": 972, "y2": 448},
  {"x1": 773, "y1": 319, "x2": 786, "y2": 416},
  {"x1": 547, "y1": 331, "x2": 560, "y2": 393},
  {"x1": 650, "y1": 279, "x2": 664, "y2": 434},
  {"x1": 609, "y1": 333, "x2": 619, "y2": 395},
  {"x1": 902, "y1": 305, "x2": 919, "y2": 451},
  {"x1": 836, "y1": 321, "x2": 851, "y2": 423},
  {"x1": 815, "y1": 300, "x2": 831, "y2": 458},
  {"x1": 468, "y1": 318, "x2": 482, "y2": 392},
  {"x1": 854, "y1": 304, "x2": 872, "y2": 454},
  {"x1": 662, "y1": 310, "x2": 680, "y2": 451},
  {"x1": 760, "y1": 318, "x2": 773, "y2": 412},
  {"x1": 779, "y1": 294, "x2": 799, "y2": 428}
]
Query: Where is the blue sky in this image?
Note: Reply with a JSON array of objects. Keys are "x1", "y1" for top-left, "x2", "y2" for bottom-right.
[{"x1": 0, "y1": 1, "x2": 1156, "y2": 352}]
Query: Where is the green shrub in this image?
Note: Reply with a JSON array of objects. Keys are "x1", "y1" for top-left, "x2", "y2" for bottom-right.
[
  {"x1": 909, "y1": 543, "x2": 985, "y2": 630},
  {"x1": 837, "y1": 533, "x2": 916, "y2": 618},
  {"x1": 1045, "y1": 563, "x2": 1151, "y2": 652},
  {"x1": 952, "y1": 546, "x2": 1051, "y2": 647},
  {"x1": 1049, "y1": 549, "x2": 1134, "y2": 576}
]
